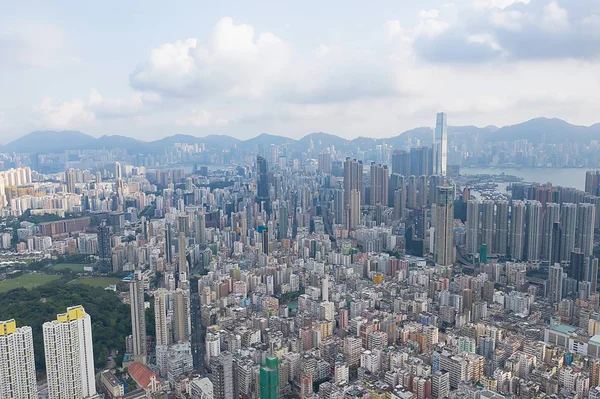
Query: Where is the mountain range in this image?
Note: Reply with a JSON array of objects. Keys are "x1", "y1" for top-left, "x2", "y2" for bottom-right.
[{"x1": 5, "y1": 117, "x2": 599, "y2": 154}]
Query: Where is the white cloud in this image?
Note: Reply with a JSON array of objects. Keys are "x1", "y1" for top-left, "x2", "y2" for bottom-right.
[
  {"x1": 472, "y1": 0, "x2": 530, "y2": 10},
  {"x1": 33, "y1": 89, "x2": 165, "y2": 129},
  {"x1": 130, "y1": 17, "x2": 291, "y2": 99},
  {"x1": 467, "y1": 34, "x2": 503, "y2": 51},
  {"x1": 490, "y1": 10, "x2": 525, "y2": 30},
  {"x1": 0, "y1": 20, "x2": 76, "y2": 68},
  {"x1": 542, "y1": 1, "x2": 569, "y2": 30},
  {"x1": 419, "y1": 9, "x2": 440, "y2": 19},
  {"x1": 414, "y1": 8, "x2": 451, "y2": 38},
  {"x1": 413, "y1": 0, "x2": 600, "y2": 62},
  {"x1": 35, "y1": 98, "x2": 94, "y2": 129},
  {"x1": 384, "y1": 20, "x2": 404, "y2": 39}
]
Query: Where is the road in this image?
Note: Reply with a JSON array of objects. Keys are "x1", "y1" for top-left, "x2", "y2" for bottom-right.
[{"x1": 190, "y1": 291, "x2": 207, "y2": 374}]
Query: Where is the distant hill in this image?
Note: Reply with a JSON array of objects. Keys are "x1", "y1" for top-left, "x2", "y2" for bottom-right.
[
  {"x1": 244, "y1": 133, "x2": 294, "y2": 150},
  {"x1": 489, "y1": 117, "x2": 600, "y2": 143},
  {"x1": 5, "y1": 131, "x2": 97, "y2": 153},
  {"x1": 5, "y1": 117, "x2": 597, "y2": 154}
]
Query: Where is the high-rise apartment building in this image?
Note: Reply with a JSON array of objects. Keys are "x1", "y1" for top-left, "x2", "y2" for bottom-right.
[
  {"x1": 369, "y1": 162, "x2": 388, "y2": 206},
  {"x1": 587, "y1": 257, "x2": 599, "y2": 294},
  {"x1": 576, "y1": 203, "x2": 595, "y2": 258},
  {"x1": 0, "y1": 319, "x2": 38, "y2": 399},
  {"x1": 417, "y1": 175, "x2": 428, "y2": 208},
  {"x1": 407, "y1": 176, "x2": 418, "y2": 210},
  {"x1": 210, "y1": 352, "x2": 234, "y2": 399},
  {"x1": 525, "y1": 200, "x2": 542, "y2": 262},
  {"x1": 585, "y1": 170, "x2": 600, "y2": 196},
  {"x1": 389, "y1": 173, "x2": 405, "y2": 207},
  {"x1": 65, "y1": 168, "x2": 76, "y2": 193},
  {"x1": 196, "y1": 212, "x2": 206, "y2": 244},
  {"x1": 333, "y1": 188, "x2": 344, "y2": 225},
  {"x1": 165, "y1": 222, "x2": 173, "y2": 265},
  {"x1": 549, "y1": 264, "x2": 564, "y2": 303},
  {"x1": 173, "y1": 288, "x2": 191, "y2": 343},
  {"x1": 560, "y1": 203, "x2": 577, "y2": 262},
  {"x1": 432, "y1": 371, "x2": 450, "y2": 399},
  {"x1": 343, "y1": 158, "x2": 363, "y2": 207},
  {"x1": 480, "y1": 200, "x2": 494, "y2": 251},
  {"x1": 154, "y1": 288, "x2": 170, "y2": 346},
  {"x1": 318, "y1": 152, "x2": 332, "y2": 174},
  {"x1": 392, "y1": 150, "x2": 410, "y2": 176},
  {"x1": 493, "y1": 200, "x2": 509, "y2": 256},
  {"x1": 410, "y1": 147, "x2": 430, "y2": 176},
  {"x1": 98, "y1": 222, "x2": 111, "y2": 260},
  {"x1": 347, "y1": 189, "x2": 361, "y2": 231},
  {"x1": 43, "y1": 306, "x2": 97, "y2": 399},
  {"x1": 434, "y1": 185, "x2": 455, "y2": 266},
  {"x1": 178, "y1": 231, "x2": 187, "y2": 275},
  {"x1": 542, "y1": 203, "x2": 560, "y2": 261},
  {"x1": 510, "y1": 201, "x2": 525, "y2": 261},
  {"x1": 466, "y1": 200, "x2": 479, "y2": 254},
  {"x1": 130, "y1": 268, "x2": 147, "y2": 362},
  {"x1": 279, "y1": 201, "x2": 289, "y2": 240},
  {"x1": 433, "y1": 112, "x2": 448, "y2": 176}
]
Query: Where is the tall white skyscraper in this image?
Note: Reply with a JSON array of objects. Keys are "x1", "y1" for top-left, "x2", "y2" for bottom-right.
[
  {"x1": 433, "y1": 112, "x2": 448, "y2": 176},
  {"x1": 43, "y1": 306, "x2": 97, "y2": 399},
  {"x1": 130, "y1": 268, "x2": 147, "y2": 362},
  {"x1": 0, "y1": 319, "x2": 38, "y2": 399}
]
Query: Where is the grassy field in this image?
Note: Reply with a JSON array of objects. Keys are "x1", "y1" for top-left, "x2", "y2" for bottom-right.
[
  {"x1": 69, "y1": 277, "x2": 122, "y2": 288},
  {"x1": 51, "y1": 263, "x2": 87, "y2": 272},
  {"x1": 0, "y1": 273, "x2": 61, "y2": 293}
]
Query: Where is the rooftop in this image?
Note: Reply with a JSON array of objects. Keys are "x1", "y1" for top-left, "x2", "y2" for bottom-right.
[{"x1": 548, "y1": 324, "x2": 577, "y2": 334}]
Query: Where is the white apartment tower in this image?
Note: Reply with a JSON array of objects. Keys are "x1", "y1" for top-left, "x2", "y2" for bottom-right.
[
  {"x1": 43, "y1": 305, "x2": 97, "y2": 399},
  {"x1": 0, "y1": 319, "x2": 38, "y2": 399}
]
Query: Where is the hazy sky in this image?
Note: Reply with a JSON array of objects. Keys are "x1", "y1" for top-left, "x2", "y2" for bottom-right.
[{"x1": 1, "y1": 0, "x2": 599, "y2": 142}]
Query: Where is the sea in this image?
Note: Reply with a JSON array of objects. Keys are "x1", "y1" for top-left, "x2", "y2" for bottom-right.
[{"x1": 460, "y1": 166, "x2": 588, "y2": 191}]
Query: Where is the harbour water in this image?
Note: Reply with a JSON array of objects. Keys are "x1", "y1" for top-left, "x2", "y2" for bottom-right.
[{"x1": 460, "y1": 166, "x2": 588, "y2": 191}]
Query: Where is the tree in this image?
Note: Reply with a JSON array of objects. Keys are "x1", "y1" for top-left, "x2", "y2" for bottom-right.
[{"x1": 0, "y1": 283, "x2": 131, "y2": 370}]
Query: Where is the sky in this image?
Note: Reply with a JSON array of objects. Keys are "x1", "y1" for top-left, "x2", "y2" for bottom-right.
[{"x1": 1, "y1": 0, "x2": 599, "y2": 142}]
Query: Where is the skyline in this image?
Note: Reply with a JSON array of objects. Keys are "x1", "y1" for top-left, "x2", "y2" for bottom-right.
[
  {"x1": 1, "y1": 0, "x2": 600, "y2": 141},
  {"x1": 4, "y1": 115, "x2": 600, "y2": 147}
]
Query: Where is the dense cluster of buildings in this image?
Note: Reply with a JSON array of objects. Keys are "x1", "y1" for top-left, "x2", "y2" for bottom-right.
[{"x1": 1, "y1": 113, "x2": 600, "y2": 398}]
